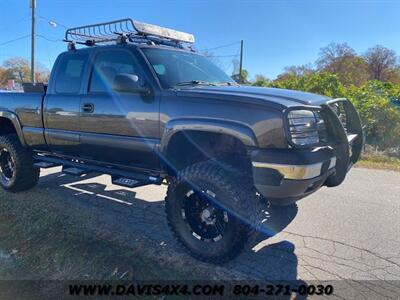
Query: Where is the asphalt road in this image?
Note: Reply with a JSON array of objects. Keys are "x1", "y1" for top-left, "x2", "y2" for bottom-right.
[
  {"x1": 34, "y1": 167, "x2": 400, "y2": 286},
  {"x1": 35, "y1": 166, "x2": 400, "y2": 281}
]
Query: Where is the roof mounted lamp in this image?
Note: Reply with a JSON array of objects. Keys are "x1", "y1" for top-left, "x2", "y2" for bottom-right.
[{"x1": 64, "y1": 18, "x2": 195, "y2": 49}]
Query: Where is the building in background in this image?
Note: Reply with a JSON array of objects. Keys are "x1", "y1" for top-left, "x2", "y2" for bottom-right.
[{"x1": 7, "y1": 79, "x2": 15, "y2": 90}]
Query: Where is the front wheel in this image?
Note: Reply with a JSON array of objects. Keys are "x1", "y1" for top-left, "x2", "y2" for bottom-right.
[
  {"x1": 165, "y1": 160, "x2": 265, "y2": 264},
  {"x1": 0, "y1": 135, "x2": 39, "y2": 192}
]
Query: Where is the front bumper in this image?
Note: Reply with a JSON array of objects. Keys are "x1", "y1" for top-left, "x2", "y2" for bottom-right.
[
  {"x1": 251, "y1": 147, "x2": 337, "y2": 205},
  {"x1": 251, "y1": 98, "x2": 363, "y2": 206}
]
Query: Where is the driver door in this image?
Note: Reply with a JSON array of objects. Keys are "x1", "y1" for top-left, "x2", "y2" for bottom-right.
[{"x1": 79, "y1": 48, "x2": 160, "y2": 169}]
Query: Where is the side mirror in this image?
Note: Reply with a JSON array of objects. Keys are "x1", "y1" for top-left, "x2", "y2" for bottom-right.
[{"x1": 112, "y1": 73, "x2": 150, "y2": 95}]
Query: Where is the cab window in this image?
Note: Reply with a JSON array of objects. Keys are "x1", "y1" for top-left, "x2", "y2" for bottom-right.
[
  {"x1": 89, "y1": 50, "x2": 143, "y2": 93},
  {"x1": 55, "y1": 53, "x2": 88, "y2": 94}
]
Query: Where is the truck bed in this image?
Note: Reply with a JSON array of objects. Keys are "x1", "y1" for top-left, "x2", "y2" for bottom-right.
[
  {"x1": 0, "y1": 92, "x2": 46, "y2": 148},
  {"x1": 0, "y1": 92, "x2": 44, "y2": 128}
]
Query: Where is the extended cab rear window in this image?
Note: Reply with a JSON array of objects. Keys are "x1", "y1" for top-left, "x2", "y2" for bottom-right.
[{"x1": 55, "y1": 53, "x2": 88, "y2": 94}]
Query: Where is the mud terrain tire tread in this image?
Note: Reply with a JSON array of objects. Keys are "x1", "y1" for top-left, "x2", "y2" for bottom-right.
[
  {"x1": 0, "y1": 134, "x2": 39, "y2": 192},
  {"x1": 165, "y1": 160, "x2": 265, "y2": 264}
]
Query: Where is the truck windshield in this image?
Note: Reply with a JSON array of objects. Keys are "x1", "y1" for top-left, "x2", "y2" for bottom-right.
[{"x1": 141, "y1": 48, "x2": 236, "y2": 89}]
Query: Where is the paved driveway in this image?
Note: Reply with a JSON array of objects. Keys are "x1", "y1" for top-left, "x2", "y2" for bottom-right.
[{"x1": 36, "y1": 167, "x2": 400, "y2": 284}]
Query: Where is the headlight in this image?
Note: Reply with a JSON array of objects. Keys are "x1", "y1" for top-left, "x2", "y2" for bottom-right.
[{"x1": 287, "y1": 109, "x2": 327, "y2": 147}]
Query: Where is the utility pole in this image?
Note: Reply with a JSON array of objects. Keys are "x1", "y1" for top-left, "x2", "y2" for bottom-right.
[
  {"x1": 239, "y1": 40, "x2": 243, "y2": 84},
  {"x1": 30, "y1": 0, "x2": 36, "y2": 83}
]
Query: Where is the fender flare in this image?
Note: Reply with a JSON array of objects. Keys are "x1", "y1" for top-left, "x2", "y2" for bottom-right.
[
  {"x1": 159, "y1": 118, "x2": 258, "y2": 153},
  {"x1": 0, "y1": 111, "x2": 27, "y2": 146}
]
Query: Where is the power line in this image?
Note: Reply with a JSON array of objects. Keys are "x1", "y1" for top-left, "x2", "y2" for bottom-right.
[
  {"x1": 0, "y1": 34, "x2": 31, "y2": 47},
  {"x1": 38, "y1": 14, "x2": 69, "y2": 29},
  {"x1": 0, "y1": 13, "x2": 30, "y2": 32},
  {"x1": 206, "y1": 54, "x2": 239, "y2": 58},
  {"x1": 198, "y1": 41, "x2": 241, "y2": 52},
  {"x1": 37, "y1": 34, "x2": 63, "y2": 42}
]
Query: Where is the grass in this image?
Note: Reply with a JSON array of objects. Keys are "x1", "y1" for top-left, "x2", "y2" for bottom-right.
[
  {"x1": 356, "y1": 152, "x2": 400, "y2": 172},
  {"x1": 0, "y1": 187, "x2": 190, "y2": 282},
  {"x1": 0, "y1": 186, "x2": 201, "y2": 298},
  {"x1": 0, "y1": 174, "x2": 244, "y2": 298}
]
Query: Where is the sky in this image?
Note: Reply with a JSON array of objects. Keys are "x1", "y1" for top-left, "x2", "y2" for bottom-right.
[{"x1": 0, "y1": 0, "x2": 399, "y2": 79}]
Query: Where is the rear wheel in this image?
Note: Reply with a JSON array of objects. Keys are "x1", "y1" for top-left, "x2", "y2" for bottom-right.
[
  {"x1": 0, "y1": 135, "x2": 39, "y2": 192},
  {"x1": 165, "y1": 160, "x2": 266, "y2": 263}
]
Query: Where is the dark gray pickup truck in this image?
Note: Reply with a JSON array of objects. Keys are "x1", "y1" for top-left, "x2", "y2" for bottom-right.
[{"x1": 0, "y1": 19, "x2": 363, "y2": 263}]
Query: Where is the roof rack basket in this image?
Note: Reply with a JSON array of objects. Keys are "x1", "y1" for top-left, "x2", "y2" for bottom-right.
[{"x1": 65, "y1": 18, "x2": 195, "y2": 47}]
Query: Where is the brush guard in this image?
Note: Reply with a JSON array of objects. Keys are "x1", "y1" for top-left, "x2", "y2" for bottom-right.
[{"x1": 322, "y1": 98, "x2": 364, "y2": 187}]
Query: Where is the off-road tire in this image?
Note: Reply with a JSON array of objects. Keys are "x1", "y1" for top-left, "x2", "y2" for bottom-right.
[
  {"x1": 0, "y1": 134, "x2": 39, "y2": 192},
  {"x1": 165, "y1": 160, "x2": 266, "y2": 264}
]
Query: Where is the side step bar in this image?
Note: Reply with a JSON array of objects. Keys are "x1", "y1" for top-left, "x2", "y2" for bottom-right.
[
  {"x1": 33, "y1": 161, "x2": 59, "y2": 169},
  {"x1": 112, "y1": 177, "x2": 150, "y2": 188},
  {"x1": 34, "y1": 155, "x2": 163, "y2": 188},
  {"x1": 63, "y1": 167, "x2": 87, "y2": 176}
]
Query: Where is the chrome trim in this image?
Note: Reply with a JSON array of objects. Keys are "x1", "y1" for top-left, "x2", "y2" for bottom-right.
[
  {"x1": 347, "y1": 134, "x2": 358, "y2": 143},
  {"x1": 329, "y1": 157, "x2": 337, "y2": 170},
  {"x1": 252, "y1": 157, "x2": 337, "y2": 180}
]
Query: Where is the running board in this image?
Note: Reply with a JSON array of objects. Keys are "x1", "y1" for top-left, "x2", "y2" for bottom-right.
[
  {"x1": 112, "y1": 176, "x2": 161, "y2": 188},
  {"x1": 34, "y1": 155, "x2": 163, "y2": 188},
  {"x1": 62, "y1": 167, "x2": 87, "y2": 176},
  {"x1": 33, "y1": 161, "x2": 59, "y2": 169}
]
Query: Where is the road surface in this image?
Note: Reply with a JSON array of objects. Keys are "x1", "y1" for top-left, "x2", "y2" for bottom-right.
[
  {"x1": 2, "y1": 166, "x2": 399, "y2": 297},
  {"x1": 32, "y1": 167, "x2": 400, "y2": 283}
]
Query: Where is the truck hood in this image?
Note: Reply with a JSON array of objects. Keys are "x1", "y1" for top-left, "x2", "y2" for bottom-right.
[{"x1": 176, "y1": 85, "x2": 331, "y2": 109}]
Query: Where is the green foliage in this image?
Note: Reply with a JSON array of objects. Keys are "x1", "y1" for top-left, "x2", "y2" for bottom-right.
[
  {"x1": 249, "y1": 42, "x2": 400, "y2": 150},
  {"x1": 232, "y1": 69, "x2": 250, "y2": 84},
  {"x1": 345, "y1": 81, "x2": 400, "y2": 149},
  {"x1": 253, "y1": 74, "x2": 400, "y2": 149},
  {"x1": 253, "y1": 74, "x2": 270, "y2": 87},
  {"x1": 254, "y1": 72, "x2": 347, "y2": 98}
]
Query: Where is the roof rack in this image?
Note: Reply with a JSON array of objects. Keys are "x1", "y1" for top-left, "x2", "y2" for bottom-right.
[{"x1": 64, "y1": 18, "x2": 195, "y2": 49}]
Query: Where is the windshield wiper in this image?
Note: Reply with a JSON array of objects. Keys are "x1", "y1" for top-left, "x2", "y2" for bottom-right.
[
  {"x1": 216, "y1": 81, "x2": 239, "y2": 86},
  {"x1": 174, "y1": 80, "x2": 217, "y2": 87}
]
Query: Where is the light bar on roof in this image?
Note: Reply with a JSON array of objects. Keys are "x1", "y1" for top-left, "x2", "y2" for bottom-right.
[{"x1": 132, "y1": 20, "x2": 195, "y2": 44}]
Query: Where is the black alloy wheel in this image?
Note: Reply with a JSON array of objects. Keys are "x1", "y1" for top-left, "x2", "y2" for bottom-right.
[
  {"x1": 181, "y1": 188, "x2": 229, "y2": 243},
  {"x1": 0, "y1": 148, "x2": 15, "y2": 182}
]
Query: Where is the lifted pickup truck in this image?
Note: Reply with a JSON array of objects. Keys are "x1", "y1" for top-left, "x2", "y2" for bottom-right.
[{"x1": 0, "y1": 19, "x2": 363, "y2": 263}]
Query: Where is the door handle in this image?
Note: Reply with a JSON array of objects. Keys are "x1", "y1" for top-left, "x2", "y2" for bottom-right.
[{"x1": 82, "y1": 103, "x2": 94, "y2": 113}]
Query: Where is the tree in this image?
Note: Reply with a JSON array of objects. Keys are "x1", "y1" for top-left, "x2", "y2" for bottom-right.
[
  {"x1": 35, "y1": 63, "x2": 50, "y2": 83},
  {"x1": 282, "y1": 64, "x2": 314, "y2": 77},
  {"x1": 272, "y1": 72, "x2": 346, "y2": 98},
  {"x1": 274, "y1": 64, "x2": 314, "y2": 83},
  {"x1": 3, "y1": 57, "x2": 31, "y2": 83},
  {"x1": 0, "y1": 67, "x2": 8, "y2": 88},
  {"x1": 316, "y1": 43, "x2": 355, "y2": 67},
  {"x1": 240, "y1": 69, "x2": 249, "y2": 83},
  {"x1": 202, "y1": 51, "x2": 227, "y2": 72},
  {"x1": 231, "y1": 58, "x2": 249, "y2": 83},
  {"x1": 2, "y1": 57, "x2": 50, "y2": 84},
  {"x1": 364, "y1": 45, "x2": 398, "y2": 82},
  {"x1": 346, "y1": 81, "x2": 400, "y2": 148},
  {"x1": 253, "y1": 74, "x2": 270, "y2": 87},
  {"x1": 388, "y1": 67, "x2": 400, "y2": 84},
  {"x1": 316, "y1": 43, "x2": 368, "y2": 86},
  {"x1": 231, "y1": 68, "x2": 249, "y2": 84}
]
